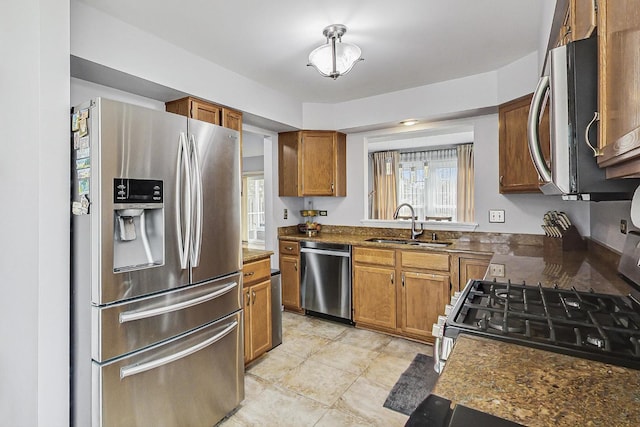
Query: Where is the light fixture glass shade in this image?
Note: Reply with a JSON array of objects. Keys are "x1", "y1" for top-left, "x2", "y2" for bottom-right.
[{"x1": 308, "y1": 24, "x2": 363, "y2": 79}]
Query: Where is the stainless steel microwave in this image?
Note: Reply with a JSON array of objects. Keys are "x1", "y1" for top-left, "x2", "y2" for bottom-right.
[{"x1": 527, "y1": 35, "x2": 639, "y2": 201}]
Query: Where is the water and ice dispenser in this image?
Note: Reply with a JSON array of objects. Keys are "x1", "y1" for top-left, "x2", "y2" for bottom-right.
[{"x1": 113, "y1": 178, "x2": 164, "y2": 272}]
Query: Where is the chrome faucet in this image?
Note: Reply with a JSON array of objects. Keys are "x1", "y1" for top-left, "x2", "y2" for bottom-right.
[{"x1": 393, "y1": 203, "x2": 423, "y2": 240}]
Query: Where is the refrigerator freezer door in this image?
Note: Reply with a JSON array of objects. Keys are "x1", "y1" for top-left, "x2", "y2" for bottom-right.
[
  {"x1": 92, "y1": 272, "x2": 242, "y2": 362},
  {"x1": 93, "y1": 311, "x2": 244, "y2": 427},
  {"x1": 188, "y1": 118, "x2": 242, "y2": 284},
  {"x1": 74, "y1": 99, "x2": 191, "y2": 305}
]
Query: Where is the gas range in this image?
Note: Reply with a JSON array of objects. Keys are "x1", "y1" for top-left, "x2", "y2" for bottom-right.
[{"x1": 433, "y1": 279, "x2": 640, "y2": 372}]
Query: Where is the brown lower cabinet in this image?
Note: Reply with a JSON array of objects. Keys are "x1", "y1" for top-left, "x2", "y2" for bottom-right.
[
  {"x1": 450, "y1": 253, "x2": 492, "y2": 295},
  {"x1": 279, "y1": 240, "x2": 303, "y2": 313},
  {"x1": 242, "y1": 258, "x2": 272, "y2": 364},
  {"x1": 400, "y1": 271, "x2": 449, "y2": 341},
  {"x1": 353, "y1": 263, "x2": 397, "y2": 330},
  {"x1": 352, "y1": 247, "x2": 451, "y2": 343}
]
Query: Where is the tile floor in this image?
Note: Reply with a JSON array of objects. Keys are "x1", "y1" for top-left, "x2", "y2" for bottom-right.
[{"x1": 219, "y1": 312, "x2": 433, "y2": 427}]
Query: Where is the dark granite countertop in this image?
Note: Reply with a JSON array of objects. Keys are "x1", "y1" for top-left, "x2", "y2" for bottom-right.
[
  {"x1": 433, "y1": 334, "x2": 640, "y2": 427},
  {"x1": 278, "y1": 228, "x2": 639, "y2": 298}
]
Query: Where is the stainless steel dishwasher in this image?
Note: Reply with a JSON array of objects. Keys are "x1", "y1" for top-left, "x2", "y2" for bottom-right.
[{"x1": 300, "y1": 241, "x2": 352, "y2": 323}]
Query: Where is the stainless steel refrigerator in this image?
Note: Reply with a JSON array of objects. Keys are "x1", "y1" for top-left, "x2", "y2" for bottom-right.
[{"x1": 71, "y1": 98, "x2": 244, "y2": 427}]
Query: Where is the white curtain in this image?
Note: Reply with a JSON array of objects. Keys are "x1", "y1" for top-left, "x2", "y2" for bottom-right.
[
  {"x1": 398, "y1": 148, "x2": 457, "y2": 220},
  {"x1": 457, "y1": 144, "x2": 474, "y2": 222}
]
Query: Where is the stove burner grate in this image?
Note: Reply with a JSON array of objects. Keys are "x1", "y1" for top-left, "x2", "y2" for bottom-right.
[{"x1": 487, "y1": 316, "x2": 525, "y2": 333}]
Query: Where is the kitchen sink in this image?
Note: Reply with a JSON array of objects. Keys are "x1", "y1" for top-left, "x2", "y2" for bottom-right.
[{"x1": 364, "y1": 238, "x2": 452, "y2": 248}]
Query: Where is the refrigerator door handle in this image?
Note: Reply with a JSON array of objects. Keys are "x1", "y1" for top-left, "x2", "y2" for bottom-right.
[
  {"x1": 119, "y1": 281, "x2": 239, "y2": 323},
  {"x1": 189, "y1": 133, "x2": 204, "y2": 267},
  {"x1": 120, "y1": 320, "x2": 238, "y2": 379},
  {"x1": 175, "y1": 132, "x2": 192, "y2": 269}
]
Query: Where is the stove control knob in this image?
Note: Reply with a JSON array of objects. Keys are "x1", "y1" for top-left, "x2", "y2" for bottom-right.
[
  {"x1": 432, "y1": 323, "x2": 444, "y2": 338},
  {"x1": 444, "y1": 304, "x2": 453, "y2": 315},
  {"x1": 450, "y1": 291, "x2": 462, "y2": 306}
]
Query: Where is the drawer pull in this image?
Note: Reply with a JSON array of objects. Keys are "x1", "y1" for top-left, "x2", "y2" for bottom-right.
[
  {"x1": 119, "y1": 281, "x2": 238, "y2": 323},
  {"x1": 243, "y1": 271, "x2": 255, "y2": 277},
  {"x1": 120, "y1": 320, "x2": 238, "y2": 379},
  {"x1": 285, "y1": 246, "x2": 294, "y2": 251}
]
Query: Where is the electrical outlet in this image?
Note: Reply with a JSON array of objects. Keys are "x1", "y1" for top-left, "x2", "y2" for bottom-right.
[
  {"x1": 621, "y1": 219, "x2": 628, "y2": 234},
  {"x1": 489, "y1": 209, "x2": 505, "y2": 223},
  {"x1": 283, "y1": 208, "x2": 288, "y2": 220},
  {"x1": 489, "y1": 263, "x2": 505, "y2": 277},
  {"x1": 319, "y1": 210, "x2": 327, "y2": 216}
]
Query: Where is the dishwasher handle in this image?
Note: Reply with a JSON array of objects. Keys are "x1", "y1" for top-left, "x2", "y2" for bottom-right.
[{"x1": 300, "y1": 247, "x2": 350, "y2": 257}]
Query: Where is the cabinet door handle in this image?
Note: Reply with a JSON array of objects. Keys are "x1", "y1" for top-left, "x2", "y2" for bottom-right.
[
  {"x1": 294, "y1": 262, "x2": 297, "y2": 271},
  {"x1": 252, "y1": 290, "x2": 256, "y2": 304},
  {"x1": 390, "y1": 273, "x2": 394, "y2": 285},
  {"x1": 402, "y1": 273, "x2": 405, "y2": 287},
  {"x1": 499, "y1": 175, "x2": 504, "y2": 185},
  {"x1": 246, "y1": 291, "x2": 251, "y2": 306},
  {"x1": 331, "y1": 182, "x2": 334, "y2": 193}
]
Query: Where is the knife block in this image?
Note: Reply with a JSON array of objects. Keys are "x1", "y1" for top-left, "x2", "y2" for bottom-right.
[{"x1": 543, "y1": 225, "x2": 587, "y2": 255}]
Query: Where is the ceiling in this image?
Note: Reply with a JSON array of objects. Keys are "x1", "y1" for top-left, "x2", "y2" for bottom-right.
[{"x1": 75, "y1": 0, "x2": 544, "y2": 104}]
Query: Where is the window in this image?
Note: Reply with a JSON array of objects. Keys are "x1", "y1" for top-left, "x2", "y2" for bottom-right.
[
  {"x1": 397, "y1": 149, "x2": 457, "y2": 220},
  {"x1": 242, "y1": 175, "x2": 265, "y2": 246},
  {"x1": 370, "y1": 144, "x2": 474, "y2": 222}
]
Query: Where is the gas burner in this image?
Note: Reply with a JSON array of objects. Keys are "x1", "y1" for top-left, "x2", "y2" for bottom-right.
[
  {"x1": 444, "y1": 279, "x2": 640, "y2": 370},
  {"x1": 487, "y1": 316, "x2": 525, "y2": 333},
  {"x1": 494, "y1": 289, "x2": 524, "y2": 304},
  {"x1": 563, "y1": 298, "x2": 599, "y2": 312}
]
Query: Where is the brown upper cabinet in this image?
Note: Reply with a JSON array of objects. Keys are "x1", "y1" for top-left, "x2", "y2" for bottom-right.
[
  {"x1": 165, "y1": 96, "x2": 243, "y2": 131},
  {"x1": 498, "y1": 93, "x2": 550, "y2": 193},
  {"x1": 570, "y1": 0, "x2": 597, "y2": 41},
  {"x1": 222, "y1": 108, "x2": 242, "y2": 132},
  {"x1": 556, "y1": 0, "x2": 597, "y2": 46},
  {"x1": 278, "y1": 130, "x2": 347, "y2": 197},
  {"x1": 596, "y1": 0, "x2": 640, "y2": 178}
]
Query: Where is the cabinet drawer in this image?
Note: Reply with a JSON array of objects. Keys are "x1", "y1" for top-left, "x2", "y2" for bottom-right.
[
  {"x1": 400, "y1": 251, "x2": 449, "y2": 271},
  {"x1": 242, "y1": 258, "x2": 270, "y2": 287},
  {"x1": 353, "y1": 247, "x2": 396, "y2": 266},
  {"x1": 279, "y1": 240, "x2": 299, "y2": 256}
]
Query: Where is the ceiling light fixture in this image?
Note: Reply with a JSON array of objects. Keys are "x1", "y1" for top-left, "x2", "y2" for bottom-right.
[
  {"x1": 307, "y1": 24, "x2": 363, "y2": 80},
  {"x1": 400, "y1": 119, "x2": 419, "y2": 126}
]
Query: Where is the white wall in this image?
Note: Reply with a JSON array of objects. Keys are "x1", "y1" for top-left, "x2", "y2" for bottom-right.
[
  {"x1": 1, "y1": 0, "x2": 70, "y2": 426},
  {"x1": 538, "y1": 0, "x2": 558, "y2": 73},
  {"x1": 242, "y1": 156, "x2": 264, "y2": 173},
  {"x1": 299, "y1": 52, "x2": 591, "y2": 237},
  {"x1": 307, "y1": 114, "x2": 590, "y2": 236},
  {"x1": 591, "y1": 201, "x2": 634, "y2": 252},
  {"x1": 471, "y1": 115, "x2": 589, "y2": 235},
  {"x1": 71, "y1": 0, "x2": 303, "y2": 129},
  {"x1": 71, "y1": 77, "x2": 166, "y2": 110},
  {"x1": 303, "y1": 71, "x2": 499, "y2": 132},
  {"x1": 496, "y1": 52, "x2": 539, "y2": 103}
]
